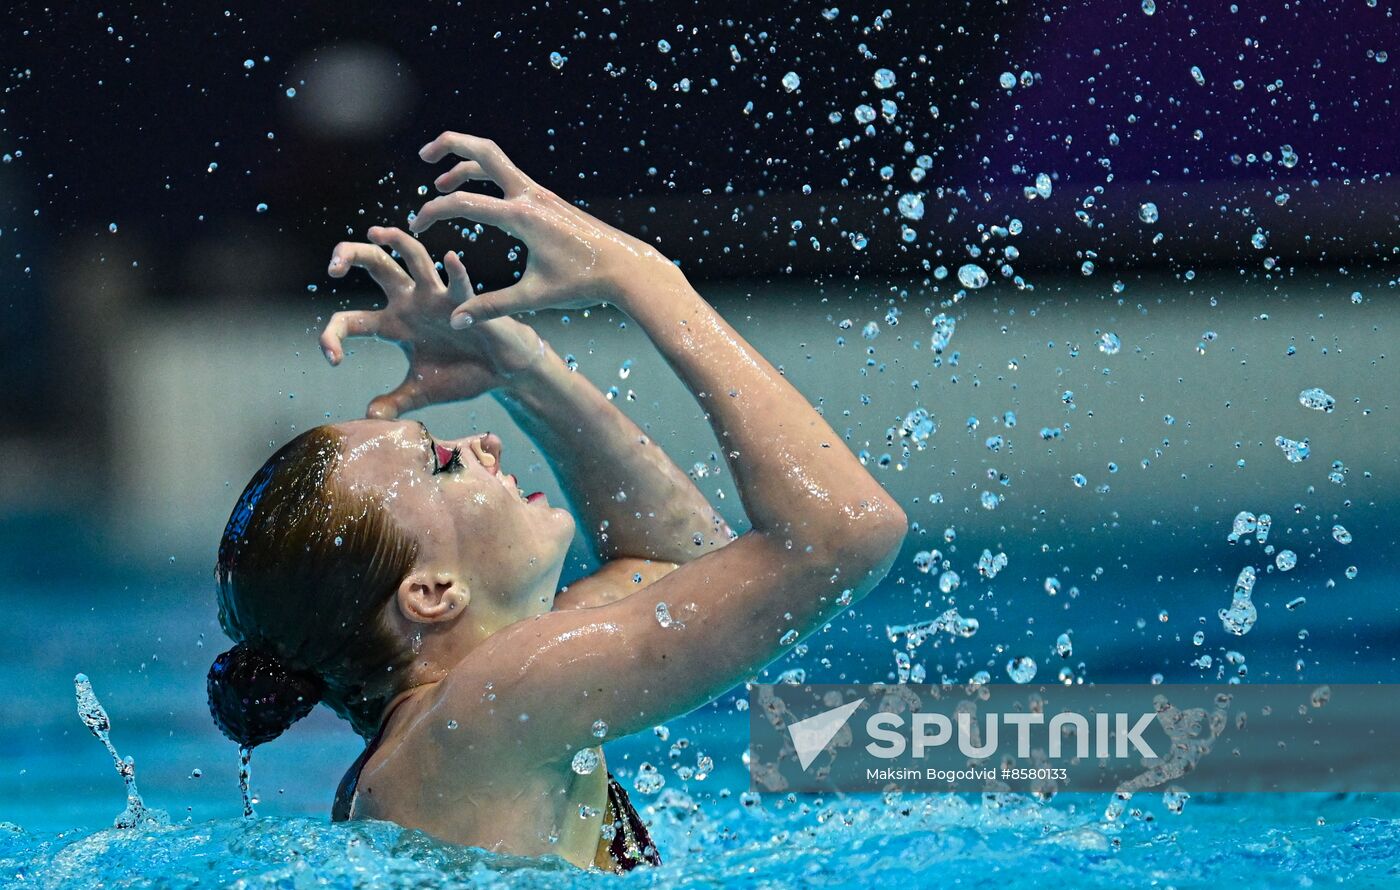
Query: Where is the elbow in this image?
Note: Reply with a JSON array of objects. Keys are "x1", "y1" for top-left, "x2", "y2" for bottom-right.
[
  {"x1": 808, "y1": 495, "x2": 907, "y2": 573},
  {"x1": 855, "y1": 498, "x2": 908, "y2": 565},
  {"x1": 875, "y1": 501, "x2": 909, "y2": 553}
]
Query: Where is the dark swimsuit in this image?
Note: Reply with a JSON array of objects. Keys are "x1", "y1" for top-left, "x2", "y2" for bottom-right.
[{"x1": 331, "y1": 716, "x2": 660, "y2": 873}]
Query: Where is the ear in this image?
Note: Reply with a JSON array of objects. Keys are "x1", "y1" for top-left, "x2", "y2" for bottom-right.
[{"x1": 396, "y1": 571, "x2": 471, "y2": 624}]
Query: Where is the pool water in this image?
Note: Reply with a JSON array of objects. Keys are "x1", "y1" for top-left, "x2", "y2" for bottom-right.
[
  {"x1": 4, "y1": 565, "x2": 1399, "y2": 888},
  {"x1": 7, "y1": 786, "x2": 1400, "y2": 887}
]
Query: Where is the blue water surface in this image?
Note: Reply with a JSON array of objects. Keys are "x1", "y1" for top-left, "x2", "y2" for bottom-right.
[{"x1": 3, "y1": 550, "x2": 1399, "y2": 888}]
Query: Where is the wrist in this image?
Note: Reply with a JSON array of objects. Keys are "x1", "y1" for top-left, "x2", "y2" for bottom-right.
[
  {"x1": 495, "y1": 337, "x2": 564, "y2": 401},
  {"x1": 610, "y1": 259, "x2": 693, "y2": 316}
]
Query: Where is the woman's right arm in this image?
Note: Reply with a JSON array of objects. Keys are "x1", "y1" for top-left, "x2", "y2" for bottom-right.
[{"x1": 410, "y1": 133, "x2": 906, "y2": 761}]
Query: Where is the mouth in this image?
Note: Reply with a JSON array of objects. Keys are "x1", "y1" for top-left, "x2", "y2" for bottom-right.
[{"x1": 494, "y1": 470, "x2": 546, "y2": 506}]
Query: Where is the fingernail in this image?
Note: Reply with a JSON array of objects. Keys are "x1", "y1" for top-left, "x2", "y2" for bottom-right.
[
  {"x1": 450, "y1": 312, "x2": 474, "y2": 330},
  {"x1": 418, "y1": 143, "x2": 432, "y2": 160},
  {"x1": 324, "y1": 347, "x2": 337, "y2": 364}
]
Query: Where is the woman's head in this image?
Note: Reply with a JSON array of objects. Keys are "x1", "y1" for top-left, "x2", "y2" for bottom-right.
[{"x1": 208, "y1": 420, "x2": 574, "y2": 746}]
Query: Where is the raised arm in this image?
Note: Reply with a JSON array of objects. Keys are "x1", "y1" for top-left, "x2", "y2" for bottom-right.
[
  {"x1": 407, "y1": 133, "x2": 906, "y2": 762},
  {"x1": 493, "y1": 346, "x2": 734, "y2": 607}
]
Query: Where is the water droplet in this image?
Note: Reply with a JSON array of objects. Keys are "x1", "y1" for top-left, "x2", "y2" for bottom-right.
[
  {"x1": 255, "y1": 202, "x2": 269, "y2": 214},
  {"x1": 549, "y1": 51, "x2": 567, "y2": 70},
  {"x1": 1138, "y1": 202, "x2": 1159, "y2": 224},
  {"x1": 957, "y1": 263, "x2": 989, "y2": 289},
  {"x1": 571, "y1": 748, "x2": 600, "y2": 775},
  {"x1": 872, "y1": 68, "x2": 896, "y2": 90},
  {"x1": 633, "y1": 762, "x2": 665, "y2": 794},
  {"x1": 1331, "y1": 525, "x2": 1353, "y2": 545},
  {"x1": 1275, "y1": 549, "x2": 1297, "y2": 571},
  {"x1": 1189, "y1": 66, "x2": 1205, "y2": 86},
  {"x1": 930, "y1": 313, "x2": 956, "y2": 352},
  {"x1": 998, "y1": 71, "x2": 1016, "y2": 89},
  {"x1": 897, "y1": 193, "x2": 925, "y2": 221},
  {"x1": 1274, "y1": 435, "x2": 1310, "y2": 463},
  {"x1": 976, "y1": 549, "x2": 1008, "y2": 579},
  {"x1": 591, "y1": 719, "x2": 608, "y2": 738},
  {"x1": 1007, "y1": 656, "x2": 1038, "y2": 683},
  {"x1": 1298, "y1": 387, "x2": 1335, "y2": 413},
  {"x1": 781, "y1": 71, "x2": 801, "y2": 92},
  {"x1": 1098, "y1": 331, "x2": 1122, "y2": 355}
]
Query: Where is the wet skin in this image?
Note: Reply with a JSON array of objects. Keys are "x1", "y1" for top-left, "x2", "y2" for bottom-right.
[{"x1": 315, "y1": 132, "x2": 907, "y2": 867}]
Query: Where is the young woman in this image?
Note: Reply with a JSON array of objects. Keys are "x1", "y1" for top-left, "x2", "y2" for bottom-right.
[{"x1": 207, "y1": 131, "x2": 906, "y2": 871}]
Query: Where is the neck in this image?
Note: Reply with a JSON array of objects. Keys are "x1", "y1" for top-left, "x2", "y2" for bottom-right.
[
  {"x1": 376, "y1": 683, "x2": 429, "y2": 733},
  {"x1": 375, "y1": 577, "x2": 558, "y2": 730}
]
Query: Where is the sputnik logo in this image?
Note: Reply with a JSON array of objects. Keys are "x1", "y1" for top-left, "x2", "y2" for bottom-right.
[{"x1": 787, "y1": 697, "x2": 865, "y2": 770}]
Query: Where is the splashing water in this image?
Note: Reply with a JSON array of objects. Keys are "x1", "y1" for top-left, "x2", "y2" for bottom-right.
[
  {"x1": 238, "y1": 747, "x2": 255, "y2": 819},
  {"x1": 1219, "y1": 566, "x2": 1259, "y2": 635},
  {"x1": 73, "y1": 674, "x2": 167, "y2": 830}
]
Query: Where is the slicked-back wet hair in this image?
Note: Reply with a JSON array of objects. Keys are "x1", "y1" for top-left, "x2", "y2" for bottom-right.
[{"x1": 214, "y1": 425, "x2": 418, "y2": 739}]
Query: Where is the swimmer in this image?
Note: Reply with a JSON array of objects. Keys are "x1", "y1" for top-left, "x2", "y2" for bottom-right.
[{"x1": 206, "y1": 131, "x2": 907, "y2": 871}]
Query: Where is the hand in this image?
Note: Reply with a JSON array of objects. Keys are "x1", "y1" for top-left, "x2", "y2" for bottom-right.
[
  {"x1": 409, "y1": 132, "x2": 683, "y2": 324},
  {"x1": 322, "y1": 226, "x2": 547, "y2": 419}
]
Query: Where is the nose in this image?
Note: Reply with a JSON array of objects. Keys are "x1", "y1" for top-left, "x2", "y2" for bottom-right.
[
  {"x1": 463, "y1": 432, "x2": 502, "y2": 473},
  {"x1": 478, "y1": 432, "x2": 502, "y2": 460}
]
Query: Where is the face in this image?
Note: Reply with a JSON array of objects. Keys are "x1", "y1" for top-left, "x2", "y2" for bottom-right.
[{"x1": 331, "y1": 420, "x2": 575, "y2": 616}]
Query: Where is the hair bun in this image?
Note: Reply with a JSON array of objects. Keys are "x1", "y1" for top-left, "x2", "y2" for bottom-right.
[{"x1": 207, "y1": 642, "x2": 324, "y2": 748}]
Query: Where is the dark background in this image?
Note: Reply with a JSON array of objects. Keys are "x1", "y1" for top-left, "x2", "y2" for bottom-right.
[{"x1": 5, "y1": 0, "x2": 1395, "y2": 317}]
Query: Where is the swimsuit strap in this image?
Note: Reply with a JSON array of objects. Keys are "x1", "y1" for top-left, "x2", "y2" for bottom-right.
[
  {"x1": 331, "y1": 703, "x2": 402, "y2": 822},
  {"x1": 605, "y1": 772, "x2": 662, "y2": 871}
]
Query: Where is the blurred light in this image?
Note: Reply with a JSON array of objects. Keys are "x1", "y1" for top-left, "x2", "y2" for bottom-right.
[{"x1": 285, "y1": 44, "x2": 414, "y2": 139}]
